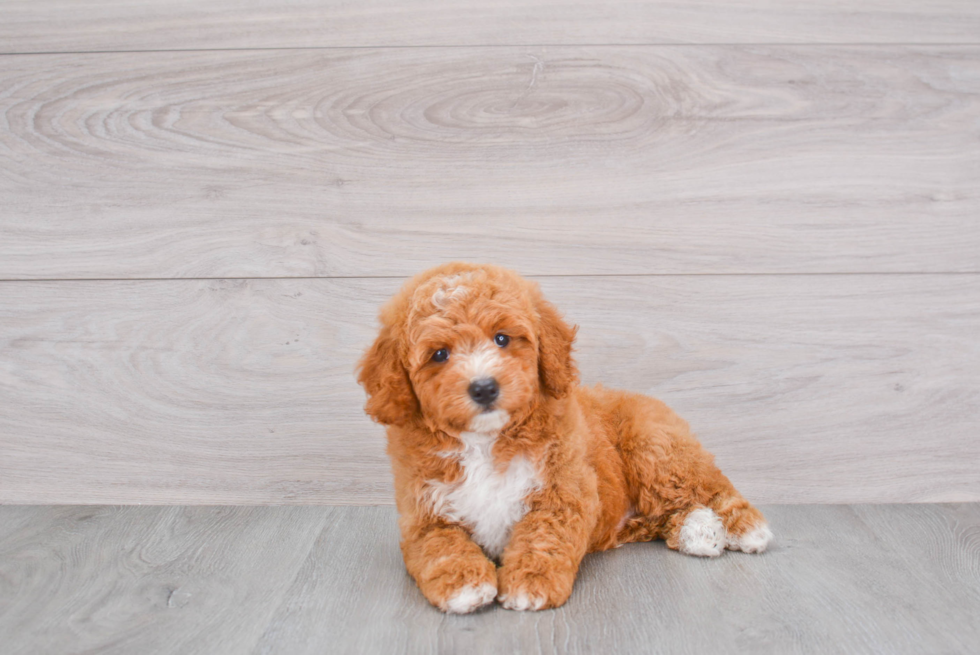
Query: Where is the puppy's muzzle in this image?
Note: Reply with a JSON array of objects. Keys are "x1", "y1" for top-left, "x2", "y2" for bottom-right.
[{"x1": 468, "y1": 378, "x2": 499, "y2": 408}]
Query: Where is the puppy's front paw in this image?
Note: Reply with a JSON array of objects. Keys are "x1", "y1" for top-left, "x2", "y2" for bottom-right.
[
  {"x1": 443, "y1": 583, "x2": 498, "y2": 614},
  {"x1": 498, "y1": 590, "x2": 546, "y2": 611},
  {"x1": 497, "y1": 566, "x2": 574, "y2": 611},
  {"x1": 418, "y1": 556, "x2": 497, "y2": 614}
]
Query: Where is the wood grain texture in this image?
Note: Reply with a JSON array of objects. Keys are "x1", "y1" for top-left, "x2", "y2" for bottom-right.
[
  {"x1": 1, "y1": 275, "x2": 977, "y2": 505},
  {"x1": 0, "y1": 506, "x2": 333, "y2": 654},
  {"x1": 2, "y1": 504, "x2": 978, "y2": 654},
  {"x1": 2, "y1": 1, "x2": 980, "y2": 53},
  {"x1": 2, "y1": 46, "x2": 979, "y2": 278}
]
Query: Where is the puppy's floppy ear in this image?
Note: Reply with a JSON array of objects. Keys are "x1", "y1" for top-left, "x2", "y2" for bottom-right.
[
  {"x1": 356, "y1": 326, "x2": 419, "y2": 427},
  {"x1": 534, "y1": 292, "x2": 579, "y2": 399}
]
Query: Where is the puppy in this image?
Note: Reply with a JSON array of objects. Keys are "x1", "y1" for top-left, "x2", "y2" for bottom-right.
[{"x1": 357, "y1": 262, "x2": 772, "y2": 613}]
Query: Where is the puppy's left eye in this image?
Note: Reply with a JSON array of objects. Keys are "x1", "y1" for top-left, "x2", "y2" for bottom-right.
[{"x1": 494, "y1": 333, "x2": 510, "y2": 348}]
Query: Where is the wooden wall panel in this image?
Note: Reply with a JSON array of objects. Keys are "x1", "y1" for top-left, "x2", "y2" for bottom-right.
[
  {"x1": 2, "y1": 1, "x2": 979, "y2": 53},
  {"x1": 1, "y1": 47, "x2": 978, "y2": 279},
  {"x1": 1, "y1": 2, "x2": 977, "y2": 508},
  {"x1": 1, "y1": 275, "x2": 976, "y2": 505}
]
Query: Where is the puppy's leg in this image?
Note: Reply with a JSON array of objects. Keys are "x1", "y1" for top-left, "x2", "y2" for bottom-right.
[
  {"x1": 618, "y1": 395, "x2": 772, "y2": 557},
  {"x1": 714, "y1": 493, "x2": 773, "y2": 554},
  {"x1": 656, "y1": 484, "x2": 772, "y2": 557},
  {"x1": 497, "y1": 500, "x2": 593, "y2": 611},
  {"x1": 401, "y1": 518, "x2": 498, "y2": 614}
]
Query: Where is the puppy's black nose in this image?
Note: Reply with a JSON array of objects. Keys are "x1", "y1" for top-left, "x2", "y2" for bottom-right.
[{"x1": 468, "y1": 378, "x2": 499, "y2": 407}]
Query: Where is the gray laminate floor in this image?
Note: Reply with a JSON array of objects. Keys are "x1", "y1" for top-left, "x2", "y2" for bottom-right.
[
  {"x1": 1, "y1": 504, "x2": 978, "y2": 654},
  {"x1": 0, "y1": 504, "x2": 980, "y2": 654}
]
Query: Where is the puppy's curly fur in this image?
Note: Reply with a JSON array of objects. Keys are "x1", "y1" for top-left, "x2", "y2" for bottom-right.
[{"x1": 357, "y1": 262, "x2": 771, "y2": 613}]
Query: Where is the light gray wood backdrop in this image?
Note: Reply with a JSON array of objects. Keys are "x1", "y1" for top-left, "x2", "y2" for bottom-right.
[
  {"x1": 1, "y1": 1, "x2": 978, "y2": 504},
  {"x1": 3, "y1": 1, "x2": 980, "y2": 52}
]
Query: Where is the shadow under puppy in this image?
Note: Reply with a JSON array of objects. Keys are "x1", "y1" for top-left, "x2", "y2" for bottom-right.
[{"x1": 357, "y1": 262, "x2": 772, "y2": 613}]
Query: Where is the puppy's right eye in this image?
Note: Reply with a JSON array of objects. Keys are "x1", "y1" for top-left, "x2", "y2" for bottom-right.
[{"x1": 431, "y1": 348, "x2": 450, "y2": 363}]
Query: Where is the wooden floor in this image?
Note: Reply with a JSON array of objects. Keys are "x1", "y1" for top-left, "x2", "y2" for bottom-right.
[
  {"x1": 1, "y1": 1, "x2": 979, "y2": 506},
  {"x1": 1, "y1": 503, "x2": 978, "y2": 654}
]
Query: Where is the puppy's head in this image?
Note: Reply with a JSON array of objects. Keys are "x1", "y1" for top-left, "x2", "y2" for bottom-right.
[{"x1": 357, "y1": 263, "x2": 578, "y2": 434}]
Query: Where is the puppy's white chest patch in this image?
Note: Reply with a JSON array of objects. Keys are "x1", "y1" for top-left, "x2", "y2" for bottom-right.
[{"x1": 428, "y1": 432, "x2": 540, "y2": 560}]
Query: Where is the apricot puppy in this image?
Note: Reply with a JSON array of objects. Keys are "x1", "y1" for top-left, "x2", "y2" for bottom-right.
[{"x1": 357, "y1": 263, "x2": 772, "y2": 613}]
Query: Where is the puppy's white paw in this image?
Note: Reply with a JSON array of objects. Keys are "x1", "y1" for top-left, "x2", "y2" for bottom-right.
[
  {"x1": 444, "y1": 583, "x2": 497, "y2": 614},
  {"x1": 678, "y1": 508, "x2": 726, "y2": 557},
  {"x1": 498, "y1": 592, "x2": 546, "y2": 611},
  {"x1": 726, "y1": 522, "x2": 773, "y2": 553}
]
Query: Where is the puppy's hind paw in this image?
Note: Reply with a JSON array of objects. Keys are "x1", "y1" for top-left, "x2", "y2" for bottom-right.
[
  {"x1": 726, "y1": 522, "x2": 773, "y2": 554},
  {"x1": 678, "y1": 508, "x2": 726, "y2": 557}
]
